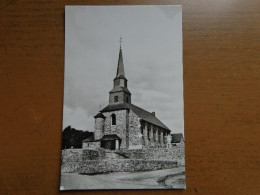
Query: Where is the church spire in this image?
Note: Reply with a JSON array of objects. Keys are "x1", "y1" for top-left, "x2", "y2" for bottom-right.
[
  {"x1": 116, "y1": 37, "x2": 125, "y2": 79},
  {"x1": 109, "y1": 37, "x2": 131, "y2": 105}
]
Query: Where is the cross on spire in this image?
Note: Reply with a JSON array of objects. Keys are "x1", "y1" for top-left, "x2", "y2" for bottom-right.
[{"x1": 119, "y1": 36, "x2": 122, "y2": 48}]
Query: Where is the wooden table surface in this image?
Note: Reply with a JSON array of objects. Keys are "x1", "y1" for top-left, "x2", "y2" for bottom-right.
[{"x1": 0, "y1": 0, "x2": 259, "y2": 194}]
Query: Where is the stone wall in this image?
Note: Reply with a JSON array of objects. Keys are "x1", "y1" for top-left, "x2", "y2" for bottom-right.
[
  {"x1": 61, "y1": 149, "x2": 82, "y2": 173},
  {"x1": 121, "y1": 147, "x2": 185, "y2": 166},
  {"x1": 79, "y1": 159, "x2": 178, "y2": 174},
  {"x1": 109, "y1": 91, "x2": 127, "y2": 104},
  {"x1": 102, "y1": 109, "x2": 143, "y2": 150},
  {"x1": 119, "y1": 149, "x2": 145, "y2": 159},
  {"x1": 99, "y1": 108, "x2": 170, "y2": 150},
  {"x1": 94, "y1": 118, "x2": 104, "y2": 140},
  {"x1": 128, "y1": 110, "x2": 143, "y2": 148},
  {"x1": 82, "y1": 141, "x2": 100, "y2": 150},
  {"x1": 109, "y1": 91, "x2": 131, "y2": 104},
  {"x1": 82, "y1": 149, "x2": 99, "y2": 160},
  {"x1": 103, "y1": 110, "x2": 128, "y2": 148},
  {"x1": 61, "y1": 146, "x2": 185, "y2": 174},
  {"x1": 82, "y1": 149, "x2": 106, "y2": 160},
  {"x1": 145, "y1": 147, "x2": 185, "y2": 166}
]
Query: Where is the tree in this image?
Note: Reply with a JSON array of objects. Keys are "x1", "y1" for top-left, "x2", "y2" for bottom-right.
[{"x1": 62, "y1": 126, "x2": 94, "y2": 149}]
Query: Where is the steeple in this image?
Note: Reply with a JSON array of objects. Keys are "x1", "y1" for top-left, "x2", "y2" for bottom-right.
[
  {"x1": 115, "y1": 37, "x2": 126, "y2": 79},
  {"x1": 115, "y1": 45, "x2": 125, "y2": 79},
  {"x1": 109, "y1": 38, "x2": 131, "y2": 105}
]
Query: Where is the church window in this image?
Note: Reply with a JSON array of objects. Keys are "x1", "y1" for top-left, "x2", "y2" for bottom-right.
[
  {"x1": 147, "y1": 124, "x2": 150, "y2": 139},
  {"x1": 114, "y1": 96, "x2": 118, "y2": 102},
  {"x1": 140, "y1": 122, "x2": 144, "y2": 135},
  {"x1": 111, "y1": 114, "x2": 116, "y2": 125},
  {"x1": 140, "y1": 120, "x2": 145, "y2": 135},
  {"x1": 126, "y1": 96, "x2": 129, "y2": 103}
]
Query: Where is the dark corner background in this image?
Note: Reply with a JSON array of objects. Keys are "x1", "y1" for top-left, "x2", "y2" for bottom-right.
[{"x1": 0, "y1": 0, "x2": 259, "y2": 194}]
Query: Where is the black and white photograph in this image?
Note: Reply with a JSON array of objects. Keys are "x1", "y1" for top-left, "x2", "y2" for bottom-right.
[{"x1": 60, "y1": 5, "x2": 185, "y2": 190}]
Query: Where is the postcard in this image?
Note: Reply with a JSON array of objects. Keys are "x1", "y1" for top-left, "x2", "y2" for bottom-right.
[{"x1": 60, "y1": 5, "x2": 185, "y2": 190}]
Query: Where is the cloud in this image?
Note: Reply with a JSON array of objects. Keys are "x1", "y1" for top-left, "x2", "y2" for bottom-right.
[
  {"x1": 63, "y1": 6, "x2": 184, "y2": 135},
  {"x1": 63, "y1": 105, "x2": 94, "y2": 131}
]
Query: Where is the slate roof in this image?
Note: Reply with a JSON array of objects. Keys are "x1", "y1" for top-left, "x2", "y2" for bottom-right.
[
  {"x1": 94, "y1": 112, "x2": 106, "y2": 119},
  {"x1": 82, "y1": 135, "x2": 95, "y2": 142},
  {"x1": 114, "y1": 75, "x2": 127, "y2": 80},
  {"x1": 171, "y1": 133, "x2": 183, "y2": 143},
  {"x1": 109, "y1": 86, "x2": 131, "y2": 94},
  {"x1": 98, "y1": 134, "x2": 121, "y2": 141},
  {"x1": 115, "y1": 46, "x2": 125, "y2": 79},
  {"x1": 100, "y1": 103, "x2": 170, "y2": 131}
]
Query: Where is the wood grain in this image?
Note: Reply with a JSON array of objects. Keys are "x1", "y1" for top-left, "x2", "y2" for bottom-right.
[{"x1": 0, "y1": 0, "x2": 259, "y2": 194}]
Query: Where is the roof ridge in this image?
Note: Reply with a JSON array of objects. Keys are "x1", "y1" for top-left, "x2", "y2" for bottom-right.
[
  {"x1": 129, "y1": 104, "x2": 170, "y2": 130},
  {"x1": 99, "y1": 103, "x2": 170, "y2": 131}
]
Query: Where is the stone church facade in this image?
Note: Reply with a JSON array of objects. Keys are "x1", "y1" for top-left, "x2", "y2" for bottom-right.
[{"x1": 83, "y1": 44, "x2": 171, "y2": 150}]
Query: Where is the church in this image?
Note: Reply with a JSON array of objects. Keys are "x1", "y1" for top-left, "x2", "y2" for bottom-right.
[{"x1": 83, "y1": 43, "x2": 171, "y2": 150}]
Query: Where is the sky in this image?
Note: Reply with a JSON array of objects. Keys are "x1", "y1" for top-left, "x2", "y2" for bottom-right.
[{"x1": 63, "y1": 5, "x2": 184, "y2": 135}]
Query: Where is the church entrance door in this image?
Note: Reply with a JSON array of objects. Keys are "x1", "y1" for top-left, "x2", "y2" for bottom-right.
[{"x1": 101, "y1": 140, "x2": 116, "y2": 150}]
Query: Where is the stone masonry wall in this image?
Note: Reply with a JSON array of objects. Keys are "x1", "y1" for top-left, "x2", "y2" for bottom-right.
[
  {"x1": 61, "y1": 149, "x2": 82, "y2": 173},
  {"x1": 109, "y1": 91, "x2": 131, "y2": 104},
  {"x1": 82, "y1": 141, "x2": 100, "y2": 150},
  {"x1": 128, "y1": 110, "x2": 143, "y2": 148},
  {"x1": 94, "y1": 118, "x2": 104, "y2": 140},
  {"x1": 119, "y1": 149, "x2": 145, "y2": 159},
  {"x1": 79, "y1": 159, "x2": 177, "y2": 174},
  {"x1": 120, "y1": 147, "x2": 185, "y2": 166},
  {"x1": 82, "y1": 149, "x2": 99, "y2": 160},
  {"x1": 102, "y1": 109, "x2": 142, "y2": 150},
  {"x1": 145, "y1": 147, "x2": 185, "y2": 166},
  {"x1": 109, "y1": 91, "x2": 124, "y2": 104},
  {"x1": 61, "y1": 146, "x2": 185, "y2": 174},
  {"x1": 103, "y1": 110, "x2": 127, "y2": 148}
]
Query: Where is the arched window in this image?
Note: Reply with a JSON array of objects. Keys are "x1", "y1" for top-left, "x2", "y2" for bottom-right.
[{"x1": 111, "y1": 114, "x2": 116, "y2": 125}]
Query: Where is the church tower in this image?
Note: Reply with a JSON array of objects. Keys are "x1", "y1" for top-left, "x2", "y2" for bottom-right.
[{"x1": 109, "y1": 39, "x2": 131, "y2": 105}]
